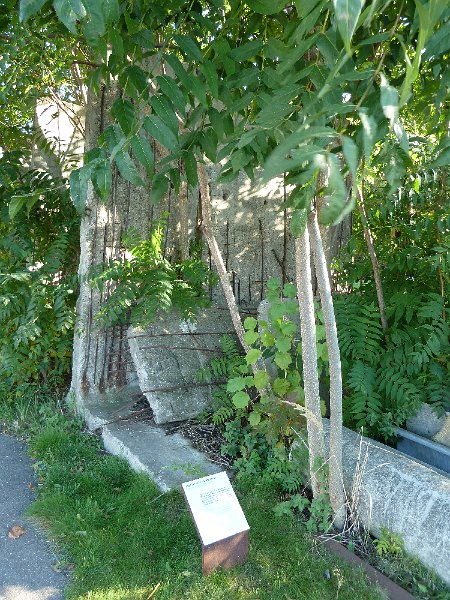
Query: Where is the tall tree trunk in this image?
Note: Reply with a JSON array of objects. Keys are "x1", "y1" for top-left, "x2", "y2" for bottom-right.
[
  {"x1": 357, "y1": 185, "x2": 389, "y2": 334},
  {"x1": 308, "y1": 210, "x2": 345, "y2": 529},
  {"x1": 197, "y1": 162, "x2": 250, "y2": 353},
  {"x1": 295, "y1": 224, "x2": 326, "y2": 499}
]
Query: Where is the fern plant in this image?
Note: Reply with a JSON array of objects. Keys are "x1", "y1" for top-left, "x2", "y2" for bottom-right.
[
  {"x1": 0, "y1": 151, "x2": 79, "y2": 388},
  {"x1": 335, "y1": 292, "x2": 449, "y2": 439},
  {"x1": 90, "y1": 222, "x2": 214, "y2": 328}
]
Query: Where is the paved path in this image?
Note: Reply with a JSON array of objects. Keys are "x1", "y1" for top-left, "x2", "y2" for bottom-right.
[{"x1": 0, "y1": 434, "x2": 68, "y2": 600}]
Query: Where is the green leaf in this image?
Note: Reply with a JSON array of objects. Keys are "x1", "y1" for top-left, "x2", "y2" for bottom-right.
[
  {"x1": 143, "y1": 115, "x2": 178, "y2": 153},
  {"x1": 168, "y1": 168, "x2": 181, "y2": 193},
  {"x1": 131, "y1": 29, "x2": 154, "y2": 49},
  {"x1": 227, "y1": 377, "x2": 247, "y2": 393},
  {"x1": 92, "y1": 160, "x2": 112, "y2": 200},
  {"x1": 81, "y1": 1, "x2": 105, "y2": 40},
  {"x1": 174, "y1": 34, "x2": 203, "y2": 62},
  {"x1": 290, "y1": 208, "x2": 308, "y2": 237},
  {"x1": 244, "y1": 330, "x2": 259, "y2": 345},
  {"x1": 53, "y1": 0, "x2": 86, "y2": 33},
  {"x1": 183, "y1": 151, "x2": 198, "y2": 187},
  {"x1": 316, "y1": 324, "x2": 326, "y2": 341},
  {"x1": 274, "y1": 352, "x2": 292, "y2": 370},
  {"x1": 272, "y1": 377, "x2": 291, "y2": 395},
  {"x1": 359, "y1": 111, "x2": 377, "y2": 159},
  {"x1": 253, "y1": 370, "x2": 269, "y2": 390},
  {"x1": 156, "y1": 75, "x2": 186, "y2": 116},
  {"x1": 149, "y1": 173, "x2": 169, "y2": 205},
  {"x1": 200, "y1": 61, "x2": 219, "y2": 99},
  {"x1": 111, "y1": 98, "x2": 135, "y2": 135},
  {"x1": 249, "y1": 410, "x2": 261, "y2": 426},
  {"x1": 232, "y1": 391, "x2": 250, "y2": 409},
  {"x1": 70, "y1": 165, "x2": 91, "y2": 213},
  {"x1": 283, "y1": 283, "x2": 297, "y2": 298},
  {"x1": 332, "y1": 0, "x2": 364, "y2": 53},
  {"x1": 110, "y1": 29, "x2": 124, "y2": 57},
  {"x1": 101, "y1": 124, "x2": 126, "y2": 160},
  {"x1": 131, "y1": 134, "x2": 154, "y2": 176},
  {"x1": 165, "y1": 54, "x2": 193, "y2": 91},
  {"x1": 119, "y1": 65, "x2": 149, "y2": 100},
  {"x1": 342, "y1": 135, "x2": 359, "y2": 179},
  {"x1": 114, "y1": 150, "x2": 144, "y2": 186},
  {"x1": 165, "y1": 54, "x2": 208, "y2": 106},
  {"x1": 246, "y1": 0, "x2": 286, "y2": 13},
  {"x1": 20, "y1": 0, "x2": 46, "y2": 21},
  {"x1": 276, "y1": 336, "x2": 291, "y2": 353},
  {"x1": 269, "y1": 300, "x2": 287, "y2": 320},
  {"x1": 8, "y1": 196, "x2": 27, "y2": 220},
  {"x1": 102, "y1": 0, "x2": 119, "y2": 24},
  {"x1": 261, "y1": 331, "x2": 275, "y2": 347},
  {"x1": 229, "y1": 40, "x2": 263, "y2": 62},
  {"x1": 294, "y1": 0, "x2": 323, "y2": 18},
  {"x1": 380, "y1": 74, "x2": 399, "y2": 128},
  {"x1": 246, "y1": 348, "x2": 262, "y2": 365},
  {"x1": 200, "y1": 129, "x2": 218, "y2": 162},
  {"x1": 244, "y1": 316, "x2": 258, "y2": 330},
  {"x1": 430, "y1": 147, "x2": 450, "y2": 168},
  {"x1": 320, "y1": 155, "x2": 348, "y2": 225},
  {"x1": 150, "y1": 95, "x2": 179, "y2": 135}
]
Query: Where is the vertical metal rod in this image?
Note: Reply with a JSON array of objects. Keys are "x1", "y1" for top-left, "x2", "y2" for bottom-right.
[
  {"x1": 225, "y1": 220, "x2": 229, "y2": 271},
  {"x1": 259, "y1": 219, "x2": 264, "y2": 301}
]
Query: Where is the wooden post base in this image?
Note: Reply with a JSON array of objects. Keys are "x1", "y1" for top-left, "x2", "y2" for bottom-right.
[{"x1": 202, "y1": 530, "x2": 249, "y2": 574}]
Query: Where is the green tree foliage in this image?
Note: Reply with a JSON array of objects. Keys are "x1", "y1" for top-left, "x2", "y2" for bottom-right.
[
  {"x1": 15, "y1": 0, "x2": 445, "y2": 232},
  {"x1": 0, "y1": 151, "x2": 79, "y2": 389},
  {"x1": 0, "y1": 0, "x2": 88, "y2": 152}
]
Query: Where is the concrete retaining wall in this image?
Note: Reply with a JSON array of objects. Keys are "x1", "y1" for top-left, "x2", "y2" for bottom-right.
[{"x1": 328, "y1": 422, "x2": 450, "y2": 586}]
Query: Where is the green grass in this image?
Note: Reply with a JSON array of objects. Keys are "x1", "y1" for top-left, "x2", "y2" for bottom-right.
[
  {"x1": 1, "y1": 393, "x2": 386, "y2": 600},
  {"x1": 2, "y1": 391, "x2": 448, "y2": 600}
]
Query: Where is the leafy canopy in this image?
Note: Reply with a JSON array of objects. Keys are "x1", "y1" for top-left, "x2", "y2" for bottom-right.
[{"x1": 16, "y1": 0, "x2": 450, "y2": 234}]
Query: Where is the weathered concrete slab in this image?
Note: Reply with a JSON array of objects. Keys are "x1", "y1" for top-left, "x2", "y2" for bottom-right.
[
  {"x1": 323, "y1": 422, "x2": 450, "y2": 586},
  {"x1": 69, "y1": 387, "x2": 143, "y2": 431},
  {"x1": 128, "y1": 308, "x2": 236, "y2": 424},
  {"x1": 101, "y1": 421, "x2": 221, "y2": 491},
  {"x1": 73, "y1": 390, "x2": 221, "y2": 491}
]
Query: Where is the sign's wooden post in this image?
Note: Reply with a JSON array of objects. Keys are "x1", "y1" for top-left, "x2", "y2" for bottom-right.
[{"x1": 182, "y1": 471, "x2": 250, "y2": 574}]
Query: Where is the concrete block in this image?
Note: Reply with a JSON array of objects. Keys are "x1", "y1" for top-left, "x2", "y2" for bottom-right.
[
  {"x1": 434, "y1": 415, "x2": 450, "y2": 449},
  {"x1": 72, "y1": 389, "x2": 221, "y2": 491},
  {"x1": 406, "y1": 403, "x2": 447, "y2": 438},
  {"x1": 101, "y1": 421, "x2": 221, "y2": 491},
  {"x1": 128, "y1": 308, "x2": 236, "y2": 424},
  {"x1": 324, "y1": 422, "x2": 450, "y2": 586}
]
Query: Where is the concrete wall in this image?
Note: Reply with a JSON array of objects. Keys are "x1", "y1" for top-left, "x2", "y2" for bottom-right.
[
  {"x1": 32, "y1": 101, "x2": 85, "y2": 177},
  {"x1": 325, "y1": 422, "x2": 450, "y2": 586}
]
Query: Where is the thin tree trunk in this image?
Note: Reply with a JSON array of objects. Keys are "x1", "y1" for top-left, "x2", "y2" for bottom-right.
[
  {"x1": 295, "y1": 224, "x2": 326, "y2": 499},
  {"x1": 308, "y1": 210, "x2": 345, "y2": 529},
  {"x1": 197, "y1": 162, "x2": 249, "y2": 352},
  {"x1": 356, "y1": 185, "x2": 389, "y2": 334}
]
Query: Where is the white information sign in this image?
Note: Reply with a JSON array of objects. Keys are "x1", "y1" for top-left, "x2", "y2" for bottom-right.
[{"x1": 182, "y1": 471, "x2": 250, "y2": 546}]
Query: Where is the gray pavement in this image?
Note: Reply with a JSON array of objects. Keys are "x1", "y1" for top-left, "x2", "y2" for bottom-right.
[{"x1": 0, "y1": 434, "x2": 68, "y2": 600}]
